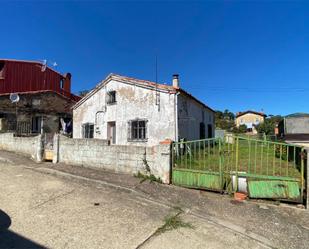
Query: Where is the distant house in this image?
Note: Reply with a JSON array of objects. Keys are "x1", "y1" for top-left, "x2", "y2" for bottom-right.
[
  {"x1": 0, "y1": 59, "x2": 80, "y2": 135},
  {"x1": 235, "y1": 110, "x2": 266, "y2": 134},
  {"x1": 73, "y1": 74, "x2": 215, "y2": 146},
  {"x1": 278, "y1": 113, "x2": 309, "y2": 146}
]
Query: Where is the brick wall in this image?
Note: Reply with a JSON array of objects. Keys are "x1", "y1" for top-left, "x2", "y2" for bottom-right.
[{"x1": 53, "y1": 135, "x2": 171, "y2": 183}]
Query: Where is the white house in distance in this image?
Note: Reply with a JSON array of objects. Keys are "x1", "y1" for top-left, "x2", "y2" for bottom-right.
[{"x1": 72, "y1": 73, "x2": 215, "y2": 146}]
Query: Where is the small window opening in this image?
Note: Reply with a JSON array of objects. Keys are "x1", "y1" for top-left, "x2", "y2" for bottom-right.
[
  {"x1": 82, "y1": 123, "x2": 94, "y2": 138},
  {"x1": 107, "y1": 91, "x2": 116, "y2": 104},
  {"x1": 0, "y1": 62, "x2": 5, "y2": 78},
  {"x1": 60, "y1": 79, "x2": 65, "y2": 89}
]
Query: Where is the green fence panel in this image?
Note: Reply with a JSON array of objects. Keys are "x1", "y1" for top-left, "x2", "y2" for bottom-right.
[
  {"x1": 248, "y1": 180, "x2": 300, "y2": 200},
  {"x1": 172, "y1": 169, "x2": 222, "y2": 191}
]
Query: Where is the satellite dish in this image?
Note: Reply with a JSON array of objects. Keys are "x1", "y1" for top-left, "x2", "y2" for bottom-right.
[{"x1": 10, "y1": 93, "x2": 20, "y2": 103}]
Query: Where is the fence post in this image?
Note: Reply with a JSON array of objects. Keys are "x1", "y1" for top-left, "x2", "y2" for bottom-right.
[
  {"x1": 305, "y1": 148, "x2": 309, "y2": 209},
  {"x1": 53, "y1": 134, "x2": 59, "y2": 164},
  {"x1": 35, "y1": 134, "x2": 43, "y2": 163},
  {"x1": 235, "y1": 136, "x2": 239, "y2": 192}
]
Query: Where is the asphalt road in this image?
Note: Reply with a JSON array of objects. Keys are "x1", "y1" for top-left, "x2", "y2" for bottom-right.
[{"x1": 0, "y1": 155, "x2": 267, "y2": 249}]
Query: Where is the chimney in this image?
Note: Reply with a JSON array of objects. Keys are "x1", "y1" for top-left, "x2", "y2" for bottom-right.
[{"x1": 172, "y1": 74, "x2": 179, "y2": 89}]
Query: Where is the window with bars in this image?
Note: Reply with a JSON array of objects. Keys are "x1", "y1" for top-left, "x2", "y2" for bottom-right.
[
  {"x1": 82, "y1": 123, "x2": 94, "y2": 138},
  {"x1": 107, "y1": 91, "x2": 116, "y2": 104},
  {"x1": 128, "y1": 119, "x2": 148, "y2": 141}
]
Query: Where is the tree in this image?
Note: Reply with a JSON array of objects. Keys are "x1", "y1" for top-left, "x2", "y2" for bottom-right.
[
  {"x1": 232, "y1": 124, "x2": 247, "y2": 134},
  {"x1": 215, "y1": 109, "x2": 235, "y2": 131},
  {"x1": 256, "y1": 115, "x2": 283, "y2": 135}
]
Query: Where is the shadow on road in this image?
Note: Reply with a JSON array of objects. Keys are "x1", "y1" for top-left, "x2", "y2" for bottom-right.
[{"x1": 0, "y1": 209, "x2": 46, "y2": 248}]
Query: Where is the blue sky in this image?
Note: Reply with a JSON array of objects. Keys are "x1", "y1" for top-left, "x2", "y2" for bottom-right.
[{"x1": 1, "y1": 1, "x2": 308, "y2": 115}]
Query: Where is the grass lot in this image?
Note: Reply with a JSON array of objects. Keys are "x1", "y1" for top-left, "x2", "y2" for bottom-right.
[{"x1": 174, "y1": 138, "x2": 303, "y2": 178}]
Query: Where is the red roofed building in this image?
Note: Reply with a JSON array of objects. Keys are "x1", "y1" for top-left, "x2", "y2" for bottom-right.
[{"x1": 0, "y1": 59, "x2": 81, "y2": 135}]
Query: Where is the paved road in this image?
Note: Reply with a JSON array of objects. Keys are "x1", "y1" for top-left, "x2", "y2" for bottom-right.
[{"x1": 0, "y1": 155, "x2": 267, "y2": 249}]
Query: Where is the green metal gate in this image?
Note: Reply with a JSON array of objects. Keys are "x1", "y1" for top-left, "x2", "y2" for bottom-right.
[{"x1": 172, "y1": 135, "x2": 306, "y2": 203}]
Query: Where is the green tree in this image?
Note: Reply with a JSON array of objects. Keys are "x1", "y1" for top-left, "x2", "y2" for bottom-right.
[
  {"x1": 215, "y1": 109, "x2": 235, "y2": 131},
  {"x1": 256, "y1": 115, "x2": 282, "y2": 135},
  {"x1": 232, "y1": 124, "x2": 247, "y2": 134}
]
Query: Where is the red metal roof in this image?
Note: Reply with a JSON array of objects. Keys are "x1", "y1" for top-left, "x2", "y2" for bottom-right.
[{"x1": 0, "y1": 59, "x2": 80, "y2": 101}]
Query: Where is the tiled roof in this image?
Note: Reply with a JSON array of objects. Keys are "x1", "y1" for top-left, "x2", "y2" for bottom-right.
[
  {"x1": 236, "y1": 110, "x2": 266, "y2": 118},
  {"x1": 73, "y1": 73, "x2": 215, "y2": 112}
]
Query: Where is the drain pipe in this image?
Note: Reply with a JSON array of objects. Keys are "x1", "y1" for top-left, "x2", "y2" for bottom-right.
[{"x1": 174, "y1": 92, "x2": 180, "y2": 142}]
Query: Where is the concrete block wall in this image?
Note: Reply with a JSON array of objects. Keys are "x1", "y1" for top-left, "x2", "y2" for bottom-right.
[
  {"x1": 0, "y1": 133, "x2": 42, "y2": 162},
  {"x1": 54, "y1": 135, "x2": 171, "y2": 183}
]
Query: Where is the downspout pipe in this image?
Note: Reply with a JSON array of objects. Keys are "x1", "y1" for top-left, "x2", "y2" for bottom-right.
[{"x1": 174, "y1": 92, "x2": 180, "y2": 142}]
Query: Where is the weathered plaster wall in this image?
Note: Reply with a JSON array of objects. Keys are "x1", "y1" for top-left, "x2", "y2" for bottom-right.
[
  {"x1": 53, "y1": 135, "x2": 171, "y2": 183},
  {"x1": 73, "y1": 79, "x2": 176, "y2": 146},
  {"x1": 0, "y1": 133, "x2": 42, "y2": 161},
  {"x1": 177, "y1": 94, "x2": 215, "y2": 141},
  {"x1": 285, "y1": 117, "x2": 309, "y2": 134}
]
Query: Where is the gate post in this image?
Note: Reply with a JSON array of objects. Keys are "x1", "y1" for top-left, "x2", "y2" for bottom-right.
[
  {"x1": 52, "y1": 133, "x2": 59, "y2": 164},
  {"x1": 35, "y1": 134, "x2": 43, "y2": 163},
  {"x1": 305, "y1": 148, "x2": 309, "y2": 209}
]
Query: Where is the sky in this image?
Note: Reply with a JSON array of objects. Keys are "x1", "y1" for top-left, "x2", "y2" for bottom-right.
[{"x1": 0, "y1": 1, "x2": 308, "y2": 116}]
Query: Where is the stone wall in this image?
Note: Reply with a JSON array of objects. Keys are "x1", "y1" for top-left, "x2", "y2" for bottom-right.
[
  {"x1": 53, "y1": 135, "x2": 171, "y2": 183},
  {"x1": 0, "y1": 133, "x2": 42, "y2": 161}
]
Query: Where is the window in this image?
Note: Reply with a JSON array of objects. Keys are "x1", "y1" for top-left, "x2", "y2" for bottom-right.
[
  {"x1": 32, "y1": 116, "x2": 42, "y2": 133},
  {"x1": 208, "y1": 124, "x2": 213, "y2": 138},
  {"x1": 82, "y1": 123, "x2": 94, "y2": 138},
  {"x1": 60, "y1": 79, "x2": 65, "y2": 89},
  {"x1": 107, "y1": 91, "x2": 116, "y2": 104},
  {"x1": 128, "y1": 119, "x2": 147, "y2": 141},
  {"x1": 0, "y1": 61, "x2": 5, "y2": 79}
]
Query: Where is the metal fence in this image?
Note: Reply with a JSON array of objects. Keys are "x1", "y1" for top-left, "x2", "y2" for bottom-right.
[{"x1": 172, "y1": 135, "x2": 305, "y2": 202}]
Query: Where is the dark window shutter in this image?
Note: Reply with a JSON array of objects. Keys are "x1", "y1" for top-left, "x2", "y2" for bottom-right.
[{"x1": 127, "y1": 121, "x2": 131, "y2": 141}]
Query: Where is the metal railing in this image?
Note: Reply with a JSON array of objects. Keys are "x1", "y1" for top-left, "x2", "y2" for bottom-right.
[{"x1": 173, "y1": 135, "x2": 304, "y2": 180}]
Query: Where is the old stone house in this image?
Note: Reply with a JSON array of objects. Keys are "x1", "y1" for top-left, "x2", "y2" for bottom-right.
[
  {"x1": 235, "y1": 110, "x2": 266, "y2": 134},
  {"x1": 0, "y1": 91, "x2": 77, "y2": 135},
  {"x1": 73, "y1": 74, "x2": 215, "y2": 145}
]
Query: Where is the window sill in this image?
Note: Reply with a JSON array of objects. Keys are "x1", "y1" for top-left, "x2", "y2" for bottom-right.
[
  {"x1": 107, "y1": 102, "x2": 117, "y2": 105},
  {"x1": 128, "y1": 139, "x2": 148, "y2": 143}
]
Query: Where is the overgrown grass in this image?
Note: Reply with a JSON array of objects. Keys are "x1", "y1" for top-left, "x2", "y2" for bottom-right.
[
  {"x1": 174, "y1": 139, "x2": 302, "y2": 178},
  {"x1": 155, "y1": 212, "x2": 193, "y2": 235},
  {"x1": 134, "y1": 171, "x2": 163, "y2": 184}
]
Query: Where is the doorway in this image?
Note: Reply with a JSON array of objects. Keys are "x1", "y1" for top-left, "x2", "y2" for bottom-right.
[
  {"x1": 207, "y1": 124, "x2": 212, "y2": 138},
  {"x1": 107, "y1": 122, "x2": 116, "y2": 144}
]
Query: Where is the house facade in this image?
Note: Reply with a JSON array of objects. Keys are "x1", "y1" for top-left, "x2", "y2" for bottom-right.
[
  {"x1": 0, "y1": 59, "x2": 80, "y2": 135},
  {"x1": 235, "y1": 110, "x2": 266, "y2": 134},
  {"x1": 73, "y1": 74, "x2": 215, "y2": 146},
  {"x1": 278, "y1": 113, "x2": 309, "y2": 146}
]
